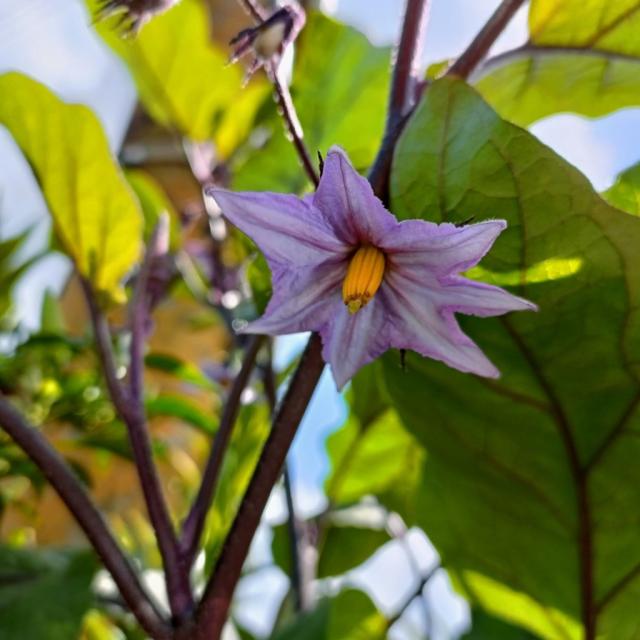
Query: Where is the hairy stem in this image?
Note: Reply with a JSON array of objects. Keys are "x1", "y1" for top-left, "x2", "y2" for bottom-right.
[
  {"x1": 368, "y1": 0, "x2": 430, "y2": 202},
  {"x1": 446, "y1": 0, "x2": 526, "y2": 79},
  {"x1": 81, "y1": 278, "x2": 193, "y2": 621},
  {"x1": 0, "y1": 398, "x2": 171, "y2": 640},
  {"x1": 193, "y1": 334, "x2": 324, "y2": 638},
  {"x1": 179, "y1": 334, "x2": 265, "y2": 567},
  {"x1": 237, "y1": 0, "x2": 320, "y2": 187}
]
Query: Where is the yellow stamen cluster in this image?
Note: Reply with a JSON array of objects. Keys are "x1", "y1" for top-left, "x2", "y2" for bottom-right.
[{"x1": 342, "y1": 245, "x2": 386, "y2": 314}]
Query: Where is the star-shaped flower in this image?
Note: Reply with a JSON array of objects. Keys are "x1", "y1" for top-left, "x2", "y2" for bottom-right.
[{"x1": 208, "y1": 147, "x2": 536, "y2": 389}]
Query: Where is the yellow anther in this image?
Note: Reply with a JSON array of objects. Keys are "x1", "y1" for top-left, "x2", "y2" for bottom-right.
[{"x1": 342, "y1": 245, "x2": 386, "y2": 314}]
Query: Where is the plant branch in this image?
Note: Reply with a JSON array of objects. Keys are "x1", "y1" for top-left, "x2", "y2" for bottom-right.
[
  {"x1": 262, "y1": 351, "x2": 307, "y2": 612},
  {"x1": 81, "y1": 276, "x2": 193, "y2": 621},
  {"x1": 236, "y1": 0, "x2": 320, "y2": 187},
  {"x1": 446, "y1": 0, "x2": 526, "y2": 79},
  {"x1": 368, "y1": 0, "x2": 430, "y2": 202},
  {"x1": 179, "y1": 334, "x2": 265, "y2": 567},
  {"x1": 386, "y1": 563, "x2": 440, "y2": 629},
  {"x1": 0, "y1": 398, "x2": 171, "y2": 640},
  {"x1": 194, "y1": 333, "x2": 324, "y2": 639}
]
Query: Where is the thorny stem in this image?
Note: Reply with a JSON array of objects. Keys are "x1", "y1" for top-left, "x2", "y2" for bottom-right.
[
  {"x1": 0, "y1": 398, "x2": 171, "y2": 640},
  {"x1": 179, "y1": 334, "x2": 265, "y2": 567},
  {"x1": 446, "y1": 0, "x2": 526, "y2": 79},
  {"x1": 237, "y1": 0, "x2": 320, "y2": 187},
  {"x1": 368, "y1": 0, "x2": 430, "y2": 202},
  {"x1": 194, "y1": 334, "x2": 324, "y2": 639},
  {"x1": 81, "y1": 277, "x2": 193, "y2": 622}
]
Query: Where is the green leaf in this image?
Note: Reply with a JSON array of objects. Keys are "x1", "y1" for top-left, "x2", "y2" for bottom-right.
[
  {"x1": 125, "y1": 169, "x2": 180, "y2": 247},
  {"x1": 324, "y1": 409, "x2": 424, "y2": 523},
  {"x1": 475, "y1": 52, "x2": 640, "y2": 127},
  {"x1": 603, "y1": 162, "x2": 640, "y2": 216},
  {"x1": 145, "y1": 352, "x2": 216, "y2": 390},
  {"x1": 146, "y1": 394, "x2": 216, "y2": 435},
  {"x1": 90, "y1": 0, "x2": 259, "y2": 146},
  {"x1": 0, "y1": 546, "x2": 97, "y2": 639},
  {"x1": 317, "y1": 524, "x2": 389, "y2": 578},
  {"x1": 0, "y1": 72, "x2": 143, "y2": 300},
  {"x1": 203, "y1": 403, "x2": 270, "y2": 569},
  {"x1": 270, "y1": 589, "x2": 386, "y2": 640},
  {"x1": 234, "y1": 12, "x2": 389, "y2": 192},
  {"x1": 475, "y1": 1, "x2": 640, "y2": 125},
  {"x1": 389, "y1": 76, "x2": 640, "y2": 638},
  {"x1": 463, "y1": 610, "x2": 540, "y2": 639}
]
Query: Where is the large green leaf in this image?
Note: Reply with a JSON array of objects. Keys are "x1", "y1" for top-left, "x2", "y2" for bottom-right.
[
  {"x1": 464, "y1": 610, "x2": 540, "y2": 639},
  {"x1": 233, "y1": 12, "x2": 389, "y2": 193},
  {"x1": 475, "y1": 1, "x2": 640, "y2": 125},
  {"x1": 388, "y1": 77, "x2": 640, "y2": 638},
  {"x1": 270, "y1": 589, "x2": 386, "y2": 640},
  {"x1": 90, "y1": 0, "x2": 263, "y2": 148},
  {"x1": 0, "y1": 546, "x2": 97, "y2": 639},
  {"x1": 0, "y1": 73, "x2": 143, "y2": 300},
  {"x1": 602, "y1": 162, "x2": 640, "y2": 216}
]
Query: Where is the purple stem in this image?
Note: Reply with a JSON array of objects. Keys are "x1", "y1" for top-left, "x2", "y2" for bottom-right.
[
  {"x1": 0, "y1": 397, "x2": 171, "y2": 640},
  {"x1": 368, "y1": 0, "x2": 430, "y2": 202},
  {"x1": 238, "y1": 0, "x2": 320, "y2": 187},
  {"x1": 446, "y1": 0, "x2": 526, "y2": 79},
  {"x1": 193, "y1": 334, "x2": 325, "y2": 639},
  {"x1": 81, "y1": 269, "x2": 193, "y2": 621},
  {"x1": 179, "y1": 334, "x2": 265, "y2": 567}
]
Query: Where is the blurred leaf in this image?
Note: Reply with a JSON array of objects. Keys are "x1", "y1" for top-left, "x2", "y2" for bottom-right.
[
  {"x1": 146, "y1": 394, "x2": 216, "y2": 434},
  {"x1": 246, "y1": 252, "x2": 271, "y2": 316},
  {"x1": 325, "y1": 409, "x2": 424, "y2": 523},
  {"x1": 40, "y1": 290, "x2": 66, "y2": 334},
  {"x1": 203, "y1": 403, "x2": 270, "y2": 569},
  {"x1": 317, "y1": 524, "x2": 389, "y2": 578},
  {"x1": 0, "y1": 72, "x2": 143, "y2": 300},
  {"x1": 90, "y1": 0, "x2": 261, "y2": 147},
  {"x1": 388, "y1": 77, "x2": 640, "y2": 637},
  {"x1": 463, "y1": 610, "x2": 540, "y2": 639},
  {"x1": 145, "y1": 352, "x2": 216, "y2": 390},
  {"x1": 234, "y1": 12, "x2": 389, "y2": 192},
  {"x1": 0, "y1": 546, "x2": 97, "y2": 639},
  {"x1": 476, "y1": 1, "x2": 640, "y2": 125},
  {"x1": 348, "y1": 361, "x2": 389, "y2": 427},
  {"x1": 603, "y1": 162, "x2": 640, "y2": 216},
  {"x1": 271, "y1": 589, "x2": 386, "y2": 640},
  {"x1": 125, "y1": 169, "x2": 180, "y2": 247}
]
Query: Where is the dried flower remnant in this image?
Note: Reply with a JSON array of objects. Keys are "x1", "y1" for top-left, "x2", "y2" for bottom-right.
[
  {"x1": 208, "y1": 147, "x2": 536, "y2": 389},
  {"x1": 229, "y1": 4, "x2": 306, "y2": 78},
  {"x1": 97, "y1": 0, "x2": 179, "y2": 32}
]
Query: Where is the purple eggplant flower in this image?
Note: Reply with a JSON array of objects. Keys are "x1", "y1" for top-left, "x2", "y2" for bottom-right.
[{"x1": 208, "y1": 147, "x2": 536, "y2": 389}]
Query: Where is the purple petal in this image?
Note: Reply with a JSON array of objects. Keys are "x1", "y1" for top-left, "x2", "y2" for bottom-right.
[
  {"x1": 241, "y1": 261, "x2": 345, "y2": 336},
  {"x1": 382, "y1": 273, "x2": 500, "y2": 378},
  {"x1": 209, "y1": 188, "x2": 348, "y2": 266},
  {"x1": 313, "y1": 146, "x2": 397, "y2": 246},
  {"x1": 434, "y1": 276, "x2": 538, "y2": 316},
  {"x1": 381, "y1": 219, "x2": 507, "y2": 276},
  {"x1": 319, "y1": 296, "x2": 389, "y2": 390}
]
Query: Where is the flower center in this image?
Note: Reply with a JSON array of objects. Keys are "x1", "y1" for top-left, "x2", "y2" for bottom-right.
[{"x1": 342, "y1": 245, "x2": 386, "y2": 314}]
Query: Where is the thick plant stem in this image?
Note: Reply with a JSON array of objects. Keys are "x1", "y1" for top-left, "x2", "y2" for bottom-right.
[
  {"x1": 81, "y1": 278, "x2": 193, "y2": 621},
  {"x1": 193, "y1": 334, "x2": 324, "y2": 639},
  {"x1": 368, "y1": 0, "x2": 430, "y2": 202},
  {"x1": 446, "y1": 0, "x2": 526, "y2": 79},
  {"x1": 179, "y1": 334, "x2": 265, "y2": 567},
  {"x1": 0, "y1": 398, "x2": 171, "y2": 640}
]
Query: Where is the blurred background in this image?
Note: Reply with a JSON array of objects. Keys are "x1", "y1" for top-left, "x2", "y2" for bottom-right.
[{"x1": 1, "y1": 1, "x2": 639, "y2": 638}]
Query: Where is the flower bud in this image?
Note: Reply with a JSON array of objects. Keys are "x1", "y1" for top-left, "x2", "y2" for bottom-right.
[{"x1": 229, "y1": 4, "x2": 305, "y2": 77}]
